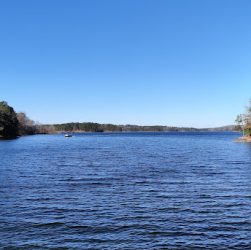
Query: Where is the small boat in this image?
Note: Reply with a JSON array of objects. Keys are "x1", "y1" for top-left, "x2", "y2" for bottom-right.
[{"x1": 64, "y1": 133, "x2": 72, "y2": 137}]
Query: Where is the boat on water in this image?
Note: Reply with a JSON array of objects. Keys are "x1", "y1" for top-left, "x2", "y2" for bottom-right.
[{"x1": 64, "y1": 133, "x2": 72, "y2": 137}]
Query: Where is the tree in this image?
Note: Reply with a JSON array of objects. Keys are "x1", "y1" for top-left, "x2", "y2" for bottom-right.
[
  {"x1": 17, "y1": 112, "x2": 36, "y2": 135},
  {"x1": 245, "y1": 99, "x2": 251, "y2": 125},
  {"x1": 0, "y1": 101, "x2": 19, "y2": 138},
  {"x1": 236, "y1": 100, "x2": 251, "y2": 137},
  {"x1": 235, "y1": 114, "x2": 245, "y2": 136},
  {"x1": 244, "y1": 100, "x2": 251, "y2": 136}
]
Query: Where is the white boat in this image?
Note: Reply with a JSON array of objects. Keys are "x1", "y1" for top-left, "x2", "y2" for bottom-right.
[{"x1": 64, "y1": 133, "x2": 72, "y2": 137}]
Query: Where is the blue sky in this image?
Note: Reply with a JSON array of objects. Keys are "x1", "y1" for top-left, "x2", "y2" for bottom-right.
[{"x1": 1, "y1": 0, "x2": 251, "y2": 127}]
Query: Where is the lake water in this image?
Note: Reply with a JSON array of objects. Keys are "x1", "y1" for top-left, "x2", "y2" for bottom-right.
[{"x1": 1, "y1": 132, "x2": 251, "y2": 249}]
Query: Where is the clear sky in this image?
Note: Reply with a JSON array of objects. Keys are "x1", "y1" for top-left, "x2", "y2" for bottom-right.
[{"x1": 1, "y1": 0, "x2": 251, "y2": 127}]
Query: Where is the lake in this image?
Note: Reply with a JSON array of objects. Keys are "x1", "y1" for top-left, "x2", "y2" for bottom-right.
[{"x1": 1, "y1": 132, "x2": 251, "y2": 249}]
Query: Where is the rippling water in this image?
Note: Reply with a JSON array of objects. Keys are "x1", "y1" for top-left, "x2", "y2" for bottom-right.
[{"x1": 1, "y1": 132, "x2": 251, "y2": 249}]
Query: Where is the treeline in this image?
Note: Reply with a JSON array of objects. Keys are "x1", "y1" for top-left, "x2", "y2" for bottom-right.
[
  {"x1": 53, "y1": 122, "x2": 112, "y2": 132},
  {"x1": 53, "y1": 122, "x2": 170, "y2": 132},
  {"x1": 52, "y1": 122, "x2": 209, "y2": 132}
]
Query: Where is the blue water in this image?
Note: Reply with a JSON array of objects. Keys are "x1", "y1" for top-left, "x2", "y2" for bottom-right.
[{"x1": 1, "y1": 132, "x2": 251, "y2": 249}]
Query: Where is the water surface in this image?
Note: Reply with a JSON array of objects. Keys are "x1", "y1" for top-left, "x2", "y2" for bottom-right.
[{"x1": 1, "y1": 132, "x2": 251, "y2": 249}]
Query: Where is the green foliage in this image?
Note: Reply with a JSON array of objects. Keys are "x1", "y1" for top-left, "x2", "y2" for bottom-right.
[
  {"x1": 237, "y1": 100, "x2": 251, "y2": 135},
  {"x1": 0, "y1": 101, "x2": 19, "y2": 138},
  {"x1": 244, "y1": 127, "x2": 251, "y2": 136}
]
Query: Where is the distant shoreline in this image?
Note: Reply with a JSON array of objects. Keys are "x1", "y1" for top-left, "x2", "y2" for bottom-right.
[{"x1": 50, "y1": 123, "x2": 238, "y2": 133}]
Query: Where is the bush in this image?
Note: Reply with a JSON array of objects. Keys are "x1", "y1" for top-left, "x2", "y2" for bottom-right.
[{"x1": 244, "y1": 127, "x2": 251, "y2": 136}]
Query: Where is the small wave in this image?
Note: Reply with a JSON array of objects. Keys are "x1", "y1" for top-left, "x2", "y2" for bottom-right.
[{"x1": 34, "y1": 222, "x2": 65, "y2": 228}]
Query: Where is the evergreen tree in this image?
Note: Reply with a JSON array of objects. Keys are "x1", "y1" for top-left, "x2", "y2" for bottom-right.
[{"x1": 0, "y1": 101, "x2": 19, "y2": 138}]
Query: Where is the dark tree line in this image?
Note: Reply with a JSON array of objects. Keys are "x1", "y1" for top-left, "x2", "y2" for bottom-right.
[
  {"x1": 53, "y1": 122, "x2": 205, "y2": 132},
  {"x1": 53, "y1": 122, "x2": 121, "y2": 132}
]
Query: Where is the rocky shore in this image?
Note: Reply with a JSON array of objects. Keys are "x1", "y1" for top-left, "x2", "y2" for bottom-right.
[{"x1": 235, "y1": 136, "x2": 251, "y2": 142}]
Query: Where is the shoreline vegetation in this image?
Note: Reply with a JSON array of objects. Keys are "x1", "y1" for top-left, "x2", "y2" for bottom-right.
[
  {"x1": 52, "y1": 123, "x2": 237, "y2": 133},
  {"x1": 0, "y1": 100, "x2": 240, "y2": 139},
  {"x1": 235, "y1": 99, "x2": 251, "y2": 142}
]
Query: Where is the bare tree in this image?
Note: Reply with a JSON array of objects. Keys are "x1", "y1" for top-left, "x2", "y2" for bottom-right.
[
  {"x1": 235, "y1": 114, "x2": 245, "y2": 136},
  {"x1": 245, "y1": 99, "x2": 251, "y2": 126},
  {"x1": 17, "y1": 112, "x2": 36, "y2": 135}
]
